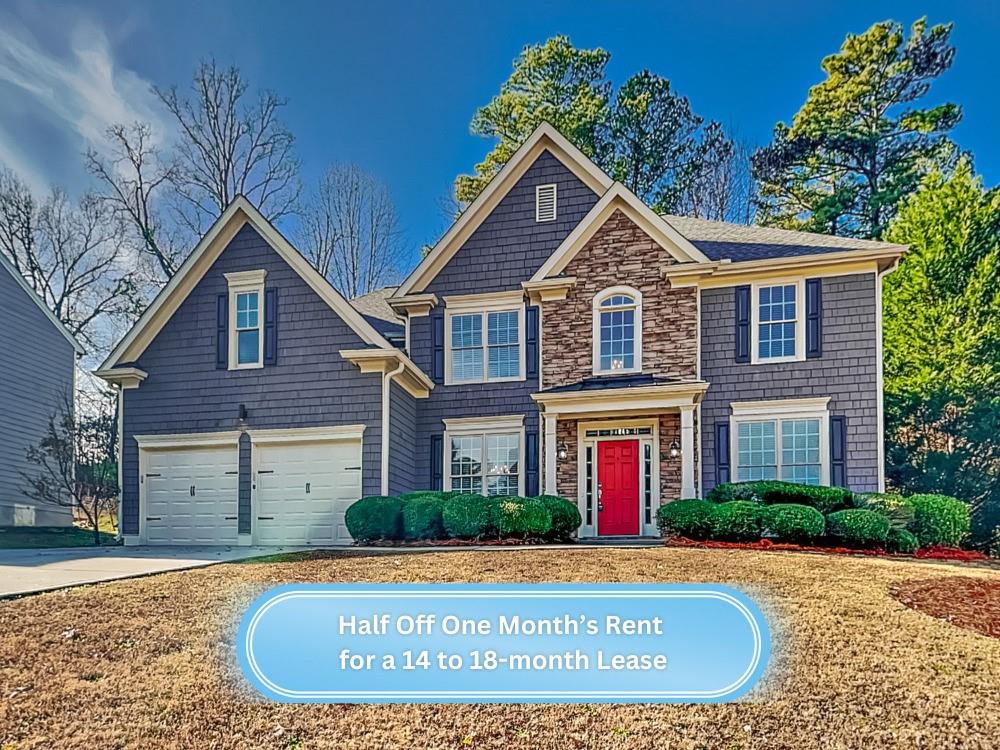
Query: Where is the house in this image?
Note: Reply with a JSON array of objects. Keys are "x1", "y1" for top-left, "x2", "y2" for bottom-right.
[
  {"x1": 96, "y1": 123, "x2": 904, "y2": 545},
  {"x1": 0, "y1": 252, "x2": 84, "y2": 526}
]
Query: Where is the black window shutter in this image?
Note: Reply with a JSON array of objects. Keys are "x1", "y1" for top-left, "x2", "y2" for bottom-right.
[
  {"x1": 806, "y1": 278, "x2": 822, "y2": 359},
  {"x1": 431, "y1": 313, "x2": 445, "y2": 383},
  {"x1": 735, "y1": 285, "x2": 751, "y2": 363},
  {"x1": 525, "y1": 429, "x2": 539, "y2": 496},
  {"x1": 264, "y1": 287, "x2": 278, "y2": 366},
  {"x1": 430, "y1": 434, "x2": 443, "y2": 491},
  {"x1": 215, "y1": 293, "x2": 228, "y2": 370},
  {"x1": 525, "y1": 306, "x2": 539, "y2": 379},
  {"x1": 830, "y1": 415, "x2": 848, "y2": 487},
  {"x1": 715, "y1": 422, "x2": 731, "y2": 486}
]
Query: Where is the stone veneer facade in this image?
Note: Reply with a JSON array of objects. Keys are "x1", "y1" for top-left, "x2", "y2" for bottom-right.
[{"x1": 540, "y1": 208, "x2": 698, "y2": 389}]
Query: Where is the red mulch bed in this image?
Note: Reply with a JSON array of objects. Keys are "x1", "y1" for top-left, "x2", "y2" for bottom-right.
[
  {"x1": 665, "y1": 536, "x2": 989, "y2": 562},
  {"x1": 892, "y1": 577, "x2": 1000, "y2": 639}
]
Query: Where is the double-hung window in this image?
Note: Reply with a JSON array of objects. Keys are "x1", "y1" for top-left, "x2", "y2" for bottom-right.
[
  {"x1": 444, "y1": 417, "x2": 524, "y2": 497},
  {"x1": 593, "y1": 287, "x2": 642, "y2": 374},
  {"x1": 225, "y1": 270, "x2": 266, "y2": 369},
  {"x1": 731, "y1": 399, "x2": 830, "y2": 485},
  {"x1": 752, "y1": 280, "x2": 804, "y2": 363},
  {"x1": 446, "y1": 296, "x2": 524, "y2": 384}
]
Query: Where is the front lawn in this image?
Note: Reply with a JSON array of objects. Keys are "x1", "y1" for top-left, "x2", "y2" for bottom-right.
[
  {"x1": 0, "y1": 525, "x2": 118, "y2": 549},
  {"x1": 1, "y1": 548, "x2": 998, "y2": 748}
]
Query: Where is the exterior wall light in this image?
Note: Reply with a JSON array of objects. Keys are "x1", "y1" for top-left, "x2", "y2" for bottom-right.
[
  {"x1": 669, "y1": 439, "x2": 680, "y2": 458},
  {"x1": 557, "y1": 441, "x2": 568, "y2": 461}
]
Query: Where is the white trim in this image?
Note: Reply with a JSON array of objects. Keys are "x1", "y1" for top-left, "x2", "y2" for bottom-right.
[
  {"x1": 246, "y1": 425, "x2": 366, "y2": 444},
  {"x1": 394, "y1": 122, "x2": 613, "y2": 297},
  {"x1": 533, "y1": 381, "x2": 709, "y2": 417},
  {"x1": 749, "y1": 278, "x2": 807, "y2": 365},
  {"x1": 101, "y1": 196, "x2": 395, "y2": 371},
  {"x1": 679, "y1": 405, "x2": 696, "y2": 498},
  {"x1": 338, "y1": 348, "x2": 434, "y2": 398},
  {"x1": 535, "y1": 183, "x2": 557, "y2": 222},
  {"x1": 381, "y1": 362, "x2": 406, "y2": 495},
  {"x1": 531, "y1": 183, "x2": 710, "y2": 282},
  {"x1": 592, "y1": 286, "x2": 643, "y2": 375},
  {"x1": 875, "y1": 264, "x2": 896, "y2": 492},
  {"x1": 134, "y1": 431, "x2": 242, "y2": 449},
  {"x1": 444, "y1": 297, "x2": 526, "y2": 385},
  {"x1": 442, "y1": 415, "x2": 526, "y2": 497},
  {"x1": 0, "y1": 251, "x2": 85, "y2": 354},
  {"x1": 544, "y1": 414, "x2": 557, "y2": 495},
  {"x1": 94, "y1": 367, "x2": 148, "y2": 389},
  {"x1": 387, "y1": 293, "x2": 438, "y2": 317},
  {"x1": 227, "y1": 270, "x2": 266, "y2": 370},
  {"x1": 729, "y1": 399, "x2": 831, "y2": 485}
]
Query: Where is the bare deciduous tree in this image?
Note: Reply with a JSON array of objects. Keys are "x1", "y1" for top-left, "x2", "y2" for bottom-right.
[
  {"x1": 21, "y1": 390, "x2": 118, "y2": 545},
  {"x1": 674, "y1": 128, "x2": 758, "y2": 225},
  {"x1": 155, "y1": 60, "x2": 301, "y2": 235},
  {"x1": 86, "y1": 122, "x2": 185, "y2": 281},
  {"x1": 299, "y1": 165, "x2": 406, "y2": 298},
  {"x1": 0, "y1": 168, "x2": 143, "y2": 350}
]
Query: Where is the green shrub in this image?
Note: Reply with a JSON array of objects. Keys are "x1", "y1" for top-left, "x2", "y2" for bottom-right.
[
  {"x1": 712, "y1": 501, "x2": 764, "y2": 541},
  {"x1": 854, "y1": 493, "x2": 915, "y2": 530},
  {"x1": 886, "y1": 528, "x2": 919, "y2": 555},
  {"x1": 826, "y1": 509, "x2": 890, "y2": 548},
  {"x1": 656, "y1": 500, "x2": 716, "y2": 540},
  {"x1": 441, "y1": 494, "x2": 496, "y2": 539},
  {"x1": 344, "y1": 496, "x2": 403, "y2": 542},
  {"x1": 400, "y1": 495, "x2": 445, "y2": 540},
  {"x1": 761, "y1": 504, "x2": 825, "y2": 543},
  {"x1": 906, "y1": 494, "x2": 970, "y2": 547},
  {"x1": 535, "y1": 495, "x2": 582, "y2": 540},
  {"x1": 399, "y1": 490, "x2": 447, "y2": 502},
  {"x1": 708, "y1": 481, "x2": 853, "y2": 514},
  {"x1": 489, "y1": 497, "x2": 552, "y2": 538}
]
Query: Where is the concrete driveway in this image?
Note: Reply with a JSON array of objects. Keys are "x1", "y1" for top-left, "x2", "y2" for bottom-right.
[{"x1": 0, "y1": 545, "x2": 305, "y2": 598}]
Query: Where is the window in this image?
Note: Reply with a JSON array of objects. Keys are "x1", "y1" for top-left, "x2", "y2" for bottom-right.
[
  {"x1": 444, "y1": 417, "x2": 524, "y2": 497},
  {"x1": 593, "y1": 287, "x2": 642, "y2": 374},
  {"x1": 752, "y1": 280, "x2": 804, "y2": 363},
  {"x1": 536, "y1": 184, "x2": 557, "y2": 222},
  {"x1": 445, "y1": 299, "x2": 524, "y2": 384},
  {"x1": 225, "y1": 270, "x2": 266, "y2": 369},
  {"x1": 731, "y1": 399, "x2": 829, "y2": 485}
]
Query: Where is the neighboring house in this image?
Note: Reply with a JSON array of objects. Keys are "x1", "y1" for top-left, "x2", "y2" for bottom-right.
[
  {"x1": 0, "y1": 253, "x2": 84, "y2": 526},
  {"x1": 97, "y1": 123, "x2": 904, "y2": 545}
]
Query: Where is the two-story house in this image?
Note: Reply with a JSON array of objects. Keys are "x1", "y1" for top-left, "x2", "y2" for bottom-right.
[{"x1": 97, "y1": 123, "x2": 904, "y2": 545}]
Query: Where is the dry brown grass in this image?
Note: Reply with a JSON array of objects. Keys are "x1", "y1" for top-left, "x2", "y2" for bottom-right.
[{"x1": 1, "y1": 547, "x2": 999, "y2": 750}]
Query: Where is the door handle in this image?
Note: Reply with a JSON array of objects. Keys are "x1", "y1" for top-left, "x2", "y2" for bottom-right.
[{"x1": 597, "y1": 503, "x2": 604, "y2": 512}]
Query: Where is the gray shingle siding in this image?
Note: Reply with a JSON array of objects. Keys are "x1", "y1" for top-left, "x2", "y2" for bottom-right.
[
  {"x1": 388, "y1": 380, "x2": 416, "y2": 495},
  {"x1": 120, "y1": 223, "x2": 383, "y2": 536},
  {"x1": 699, "y1": 273, "x2": 880, "y2": 494},
  {"x1": 425, "y1": 150, "x2": 600, "y2": 295},
  {"x1": 0, "y1": 264, "x2": 76, "y2": 526}
]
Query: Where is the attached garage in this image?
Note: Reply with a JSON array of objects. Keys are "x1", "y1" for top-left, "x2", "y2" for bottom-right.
[{"x1": 250, "y1": 426, "x2": 364, "y2": 546}]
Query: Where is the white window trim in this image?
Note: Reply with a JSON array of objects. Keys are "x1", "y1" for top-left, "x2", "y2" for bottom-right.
[
  {"x1": 443, "y1": 415, "x2": 525, "y2": 497},
  {"x1": 225, "y1": 270, "x2": 266, "y2": 370},
  {"x1": 444, "y1": 292, "x2": 526, "y2": 385},
  {"x1": 750, "y1": 277, "x2": 806, "y2": 365},
  {"x1": 535, "y1": 183, "x2": 557, "y2": 222},
  {"x1": 592, "y1": 286, "x2": 643, "y2": 375},
  {"x1": 730, "y1": 397, "x2": 831, "y2": 485}
]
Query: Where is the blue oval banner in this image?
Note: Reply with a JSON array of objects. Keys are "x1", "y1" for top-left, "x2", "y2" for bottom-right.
[{"x1": 236, "y1": 583, "x2": 770, "y2": 703}]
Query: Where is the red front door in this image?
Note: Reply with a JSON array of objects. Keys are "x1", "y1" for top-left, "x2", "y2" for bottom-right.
[{"x1": 597, "y1": 440, "x2": 640, "y2": 535}]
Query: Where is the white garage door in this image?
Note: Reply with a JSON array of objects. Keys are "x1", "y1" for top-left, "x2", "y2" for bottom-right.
[
  {"x1": 144, "y1": 446, "x2": 239, "y2": 545},
  {"x1": 254, "y1": 439, "x2": 362, "y2": 546}
]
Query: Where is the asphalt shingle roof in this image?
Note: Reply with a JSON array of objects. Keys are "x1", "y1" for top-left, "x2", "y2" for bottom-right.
[{"x1": 351, "y1": 286, "x2": 404, "y2": 339}]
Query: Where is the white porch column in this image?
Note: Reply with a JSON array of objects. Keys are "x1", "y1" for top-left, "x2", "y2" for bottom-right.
[
  {"x1": 679, "y1": 405, "x2": 696, "y2": 498},
  {"x1": 544, "y1": 413, "x2": 558, "y2": 495}
]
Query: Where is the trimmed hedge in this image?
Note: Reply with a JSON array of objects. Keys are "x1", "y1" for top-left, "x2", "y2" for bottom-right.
[
  {"x1": 906, "y1": 494, "x2": 970, "y2": 547},
  {"x1": 712, "y1": 501, "x2": 764, "y2": 541},
  {"x1": 344, "y1": 496, "x2": 403, "y2": 542},
  {"x1": 656, "y1": 499, "x2": 716, "y2": 540},
  {"x1": 854, "y1": 492, "x2": 915, "y2": 530},
  {"x1": 441, "y1": 494, "x2": 497, "y2": 539},
  {"x1": 826, "y1": 509, "x2": 890, "y2": 548},
  {"x1": 489, "y1": 497, "x2": 551, "y2": 538},
  {"x1": 401, "y1": 495, "x2": 445, "y2": 540},
  {"x1": 762, "y1": 504, "x2": 825, "y2": 542},
  {"x1": 886, "y1": 527, "x2": 919, "y2": 555},
  {"x1": 708, "y1": 481, "x2": 853, "y2": 514},
  {"x1": 537, "y1": 495, "x2": 582, "y2": 541}
]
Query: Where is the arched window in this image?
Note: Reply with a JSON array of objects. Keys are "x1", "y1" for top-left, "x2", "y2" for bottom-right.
[{"x1": 593, "y1": 287, "x2": 642, "y2": 374}]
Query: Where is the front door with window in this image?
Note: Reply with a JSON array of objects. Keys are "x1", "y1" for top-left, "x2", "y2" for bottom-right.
[{"x1": 597, "y1": 440, "x2": 639, "y2": 535}]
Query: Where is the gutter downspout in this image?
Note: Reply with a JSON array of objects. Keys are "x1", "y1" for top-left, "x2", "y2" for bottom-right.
[{"x1": 381, "y1": 361, "x2": 406, "y2": 496}]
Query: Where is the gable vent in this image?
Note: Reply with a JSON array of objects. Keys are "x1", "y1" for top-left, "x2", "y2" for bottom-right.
[{"x1": 535, "y1": 184, "x2": 557, "y2": 222}]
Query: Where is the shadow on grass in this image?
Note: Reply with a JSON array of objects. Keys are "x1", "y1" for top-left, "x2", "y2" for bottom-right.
[{"x1": 0, "y1": 526, "x2": 120, "y2": 549}]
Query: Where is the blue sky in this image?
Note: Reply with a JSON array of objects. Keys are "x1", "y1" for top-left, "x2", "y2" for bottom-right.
[{"x1": 1, "y1": 0, "x2": 997, "y2": 272}]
